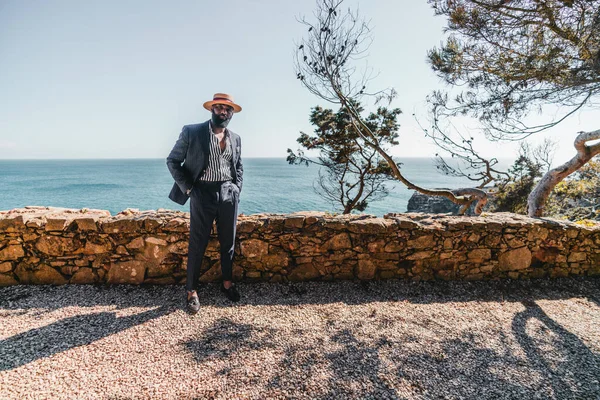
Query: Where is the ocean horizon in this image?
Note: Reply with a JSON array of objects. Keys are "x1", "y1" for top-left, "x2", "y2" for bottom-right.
[{"x1": 0, "y1": 158, "x2": 511, "y2": 216}]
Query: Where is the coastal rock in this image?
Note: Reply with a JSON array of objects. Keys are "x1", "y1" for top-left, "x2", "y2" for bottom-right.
[{"x1": 406, "y1": 190, "x2": 462, "y2": 214}]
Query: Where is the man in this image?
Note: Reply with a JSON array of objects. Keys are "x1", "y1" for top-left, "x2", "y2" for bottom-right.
[{"x1": 167, "y1": 93, "x2": 244, "y2": 314}]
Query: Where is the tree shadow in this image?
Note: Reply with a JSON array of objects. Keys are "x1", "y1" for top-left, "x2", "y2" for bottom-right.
[
  {"x1": 183, "y1": 317, "x2": 278, "y2": 364},
  {"x1": 511, "y1": 300, "x2": 600, "y2": 399},
  {"x1": 0, "y1": 305, "x2": 171, "y2": 371},
  {"x1": 180, "y1": 293, "x2": 600, "y2": 398},
  {"x1": 2, "y1": 277, "x2": 599, "y2": 395},
  {"x1": 0, "y1": 285, "x2": 179, "y2": 372}
]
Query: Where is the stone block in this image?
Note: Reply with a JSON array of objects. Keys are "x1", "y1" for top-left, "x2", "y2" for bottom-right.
[
  {"x1": 0, "y1": 216, "x2": 25, "y2": 232},
  {"x1": 406, "y1": 251, "x2": 435, "y2": 260},
  {"x1": 126, "y1": 237, "x2": 145, "y2": 249},
  {"x1": 71, "y1": 217, "x2": 98, "y2": 231},
  {"x1": 107, "y1": 260, "x2": 146, "y2": 284},
  {"x1": 22, "y1": 233, "x2": 39, "y2": 242},
  {"x1": 15, "y1": 263, "x2": 67, "y2": 285},
  {"x1": 0, "y1": 261, "x2": 13, "y2": 273},
  {"x1": 0, "y1": 244, "x2": 25, "y2": 260},
  {"x1": 263, "y1": 253, "x2": 290, "y2": 269},
  {"x1": 83, "y1": 240, "x2": 112, "y2": 255},
  {"x1": 379, "y1": 270, "x2": 396, "y2": 279},
  {"x1": 102, "y1": 218, "x2": 141, "y2": 233},
  {"x1": 116, "y1": 245, "x2": 129, "y2": 255},
  {"x1": 533, "y1": 247, "x2": 561, "y2": 263},
  {"x1": 0, "y1": 274, "x2": 18, "y2": 286},
  {"x1": 147, "y1": 263, "x2": 176, "y2": 278},
  {"x1": 443, "y1": 238, "x2": 453, "y2": 250},
  {"x1": 322, "y1": 233, "x2": 352, "y2": 251},
  {"x1": 527, "y1": 226, "x2": 549, "y2": 241},
  {"x1": 288, "y1": 263, "x2": 320, "y2": 281},
  {"x1": 367, "y1": 240, "x2": 386, "y2": 253},
  {"x1": 45, "y1": 217, "x2": 69, "y2": 231},
  {"x1": 567, "y1": 252, "x2": 587, "y2": 263},
  {"x1": 407, "y1": 235, "x2": 435, "y2": 250},
  {"x1": 35, "y1": 235, "x2": 79, "y2": 256},
  {"x1": 241, "y1": 239, "x2": 268, "y2": 258},
  {"x1": 246, "y1": 271, "x2": 262, "y2": 280},
  {"x1": 468, "y1": 249, "x2": 492, "y2": 260},
  {"x1": 499, "y1": 247, "x2": 532, "y2": 271},
  {"x1": 168, "y1": 241, "x2": 188, "y2": 255},
  {"x1": 348, "y1": 218, "x2": 391, "y2": 234},
  {"x1": 144, "y1": 218, "x2": 163, "y2": 231},
  {"x1": 145, "y1": 237, "x2": 168, "y2": 246},
  {"x1": 70, "y1": 267, "x2": 96, "y2": 284},
  {"x1": 384, "y1": 241, "x2": 404, "y2": 252},
  {"x1": 162, "y1": 217, "x2": 189, "y2": 232},
  {"x1": 284, "y1": 216, "x2": 305, "y2": 229},
  {"x1": 237, "y1": 219, "x2": 261, "y2": 233},
  {"x1": 357, "y1": 259, "x2": 376, "y2": 280}
]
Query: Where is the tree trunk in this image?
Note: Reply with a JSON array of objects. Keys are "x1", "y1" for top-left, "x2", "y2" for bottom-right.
[
  {"x1": 337, "y1": 94, "x2": 488, "y2": 215},
  {"x1": 528, "y1": 129, "x2": 600, "y2": 217}
]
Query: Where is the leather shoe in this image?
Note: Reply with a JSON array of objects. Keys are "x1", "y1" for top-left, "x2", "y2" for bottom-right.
[
  {"x1": 221, "y1": 283, "x2": 240, "y2": 302},
  {"x1": 187, "y1": 292, "x2": 200, "y2": 314}
]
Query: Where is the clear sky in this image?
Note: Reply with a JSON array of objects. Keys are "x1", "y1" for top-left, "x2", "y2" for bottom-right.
[{"x1": 0, "y1": 0, "x2": 597, "y2": 164}]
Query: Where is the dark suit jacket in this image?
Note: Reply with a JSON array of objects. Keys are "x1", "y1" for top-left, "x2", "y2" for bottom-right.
[{"x1": 166, "y1": 120, "x2": 243, "y2": 205}]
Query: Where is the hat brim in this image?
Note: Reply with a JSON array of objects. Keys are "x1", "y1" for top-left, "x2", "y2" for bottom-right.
[{"x1": 203, "y1": 100, "x2": 242, "y2": 113}]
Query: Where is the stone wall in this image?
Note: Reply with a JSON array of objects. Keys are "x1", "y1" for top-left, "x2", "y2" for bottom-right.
[{"x1": 1, "y1": 206, "x2": 599, "y2": 286}]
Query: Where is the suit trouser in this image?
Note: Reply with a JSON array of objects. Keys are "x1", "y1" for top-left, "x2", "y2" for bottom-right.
[{"x1": 186, "y1": 181, "x2": 239, "y2": 291}]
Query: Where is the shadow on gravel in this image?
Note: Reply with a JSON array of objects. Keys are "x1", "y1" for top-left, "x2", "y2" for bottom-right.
[
  {"x1": 1, "y1": 278, "x2": 599, "y2": 310},
  {"x1": 184, "y1": 317, "x2": 278, "y2": 365},
  {"x1": 0, "y1": 285, "x2": 179, "y2": 372},
  {"x1": 0, "y1": 305, "x2": 172, "y2": 372},
  {"x1": 1, "y1": 278, "x2": 599, "y2": 394},
  {"x1": 178, "y1": 278, "x2": 600, "y2": 399},
  {"x1": 181, "y1": 298, "x2": 600, "y2": 399},
  {"x1": 512, "y1": 300, "x2": 600, "y2": 398}
]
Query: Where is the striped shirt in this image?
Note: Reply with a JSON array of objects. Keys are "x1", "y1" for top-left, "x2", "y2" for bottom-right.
[{"x1": 199, "y1": 123, "x2": 233, "y2": 182}]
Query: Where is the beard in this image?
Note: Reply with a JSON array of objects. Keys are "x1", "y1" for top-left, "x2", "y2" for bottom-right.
[{"x1": 211, "y1": 111, "x2": 231, "y2": 128}]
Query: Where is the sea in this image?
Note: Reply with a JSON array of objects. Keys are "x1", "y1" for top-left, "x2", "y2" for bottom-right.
[{"x1": 0, "y1": 158, "x2": 493, "y2": 217}]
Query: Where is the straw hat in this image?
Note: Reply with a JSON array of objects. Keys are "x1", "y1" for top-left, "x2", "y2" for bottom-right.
[{"x1": 203, "y1": 93, "x2": 242, "y2": 113}]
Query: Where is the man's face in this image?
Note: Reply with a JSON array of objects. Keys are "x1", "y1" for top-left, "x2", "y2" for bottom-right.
[{"x1": 211, "y1": 104, "x2": 234, "y2": 128}]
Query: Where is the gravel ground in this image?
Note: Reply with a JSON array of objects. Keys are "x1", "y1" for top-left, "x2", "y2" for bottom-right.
[{"x1": 1, "y1": 278, "x2": 599, "y2": 400}]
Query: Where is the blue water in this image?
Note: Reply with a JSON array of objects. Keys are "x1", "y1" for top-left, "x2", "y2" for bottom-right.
[{"x1": 0, "y1": 158, "x2": 486, "y2": 216}]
